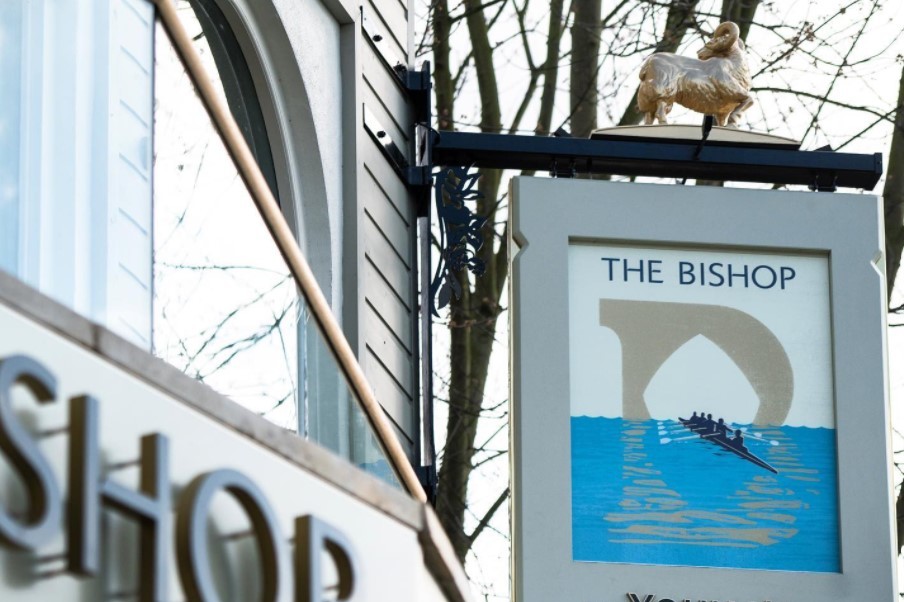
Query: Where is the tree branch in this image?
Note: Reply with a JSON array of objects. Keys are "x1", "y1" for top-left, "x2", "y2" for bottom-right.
[{"x1": 467, "y1": 487, "x2": 510, "y2": 545}]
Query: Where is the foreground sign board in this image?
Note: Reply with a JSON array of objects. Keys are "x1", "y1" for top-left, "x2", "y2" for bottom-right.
[
  {"x1": 510, "y1": 177, "x2": 897, "y2": 602},
  {"x1": 0, "y1": 280, "x2": 462, "y2": 602}
]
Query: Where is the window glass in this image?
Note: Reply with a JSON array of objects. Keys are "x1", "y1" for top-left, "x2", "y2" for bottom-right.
[
  {"x1": 0, "y1": 3, "x2": 23, "y2": 275},
  {"x1": 154, "y1": 17, "x2": 402, "y2": 488},
  {"x1": 0, "y1": 1, "x2": 155, "y2": 348}
]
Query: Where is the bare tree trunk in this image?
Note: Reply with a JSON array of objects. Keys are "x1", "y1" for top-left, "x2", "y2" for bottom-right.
[
  {"x1": 618, "y1": 0, "x2": 702, "y2": 126},
  {"x1": 536, "y1": 0, "x2": 565, "y2": 137},
  {"x1": 720, "y1": 0, "x2": 761, "y2": 41},
  {"x1": 888, "y1": 66, "x2": 904, "y2": 557},
  {"x1": 885, "y1": 65, "x2": 904, "y2": 303},
  {"x1": 570, "y1": 0, "x2": 603, "y2": 138},
  {"x1": 435, "y1": 0, "x2": 508, "y2": 563},
  {"x1": 433, "y1": 0, "x2": 455, "y2": 131},
  {"x1": 882, "y1": 65, "x2": 904, "y2": 557},
  {"x1": 464, "y1": 1, "x2": 501, "y2": 135}
]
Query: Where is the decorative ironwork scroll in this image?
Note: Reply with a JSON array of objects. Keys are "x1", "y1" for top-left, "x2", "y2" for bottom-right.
[{"x1": 429, "y1": 166, "x2": 487, "y2": 316}]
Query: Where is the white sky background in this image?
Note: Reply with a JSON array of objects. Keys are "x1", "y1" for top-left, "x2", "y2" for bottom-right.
[
  {"x1": 414, "y1": 1, "x2": 904, "y2": 600},
  {"x1": 153, "y1": 17, "x2": 303, "y2": 430}
]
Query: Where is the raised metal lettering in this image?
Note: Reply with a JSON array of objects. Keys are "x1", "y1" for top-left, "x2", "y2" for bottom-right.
[
  {"x1": 67, "y1": 392, "x2": 170, "y2": 602},
  {"x1": 102, "y1": 433, "x2": 170, "y2": 602},
  {"x1": 0, "y1": 355, "x2": 61, "y2": 550},
  {"x1": 296, "y1": 514, "x2": 360, "y2": 602},
  {"x1": 176, "y1": 469, "x2": 289, "y2": 602},
  {"x1": 67, "y1": 395, "x2": 100, "y2": 575}
]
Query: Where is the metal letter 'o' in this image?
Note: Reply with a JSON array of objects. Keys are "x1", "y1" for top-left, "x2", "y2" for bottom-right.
[{"x1": 176, "y1": 469, "x2": 289, "y2": 602}]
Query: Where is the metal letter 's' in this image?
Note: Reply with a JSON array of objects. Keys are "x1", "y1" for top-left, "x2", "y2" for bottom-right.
[
  {"x1": 296, "y1": 515, "x2": 360, "y2": 602},
  {"x1": 176, "y1": 469, "x2": 289, "y2": 602},
  {"x1": 0, "y1": 355, "x2": 61, "y2": 549}
]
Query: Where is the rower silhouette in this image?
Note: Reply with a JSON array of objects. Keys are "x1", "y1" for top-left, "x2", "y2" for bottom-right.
[
  {"x1": 730, "y1": 428, "x2": 748, "y2": 453},
  {"x1": 678, "y1": 413, "x2": 777, "y2": 473},
  {"x1": 716, "y1": 418, "x2": 729, "y2": 438}
]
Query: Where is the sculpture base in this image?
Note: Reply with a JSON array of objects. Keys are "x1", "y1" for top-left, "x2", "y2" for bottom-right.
[{"x1": 590, "y1": 124, "x2": 800, "y2": 149}]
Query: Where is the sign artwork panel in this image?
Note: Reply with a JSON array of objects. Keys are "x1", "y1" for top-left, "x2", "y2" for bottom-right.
[{"x1": 569, "y1": 243, "x2": 839, "y2": 573}]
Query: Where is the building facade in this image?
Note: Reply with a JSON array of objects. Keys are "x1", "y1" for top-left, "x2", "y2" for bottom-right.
[{"x1": 0, "y1": 0, "x2": 459, "y2": 599}]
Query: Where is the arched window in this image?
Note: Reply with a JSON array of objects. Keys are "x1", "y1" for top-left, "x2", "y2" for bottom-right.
[{"x1": 187, "y1": 0, "x2": 280, "y2": 199}]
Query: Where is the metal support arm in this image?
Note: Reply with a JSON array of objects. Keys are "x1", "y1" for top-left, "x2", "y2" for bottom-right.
[{"x1": 430, "y1": 130, "x2": 882, "y2": 192}]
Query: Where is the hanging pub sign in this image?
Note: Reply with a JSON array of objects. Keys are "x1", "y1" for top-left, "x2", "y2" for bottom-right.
[{"x1": 510, "y1": 177, "x2": 897, "y2": 602}]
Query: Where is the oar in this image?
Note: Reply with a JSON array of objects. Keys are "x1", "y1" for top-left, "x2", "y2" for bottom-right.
[
  {"x1": 701, "y1": 427, "x2": 779, "y2": 447},
  {"x1": 665, "y1": 422, "x2": 691, "y2": 430},
  {"x1": 742, "y1": 434, "x2": 780, "y2": 447},
  {"x1": 659, "y1": 434, "x2": 702, "y2": 444},
  {"x1": 729, "y1": 428, "x2": 780, "y2": 446}
]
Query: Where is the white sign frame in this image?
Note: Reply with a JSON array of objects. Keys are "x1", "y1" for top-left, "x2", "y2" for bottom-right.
[{"x1": 510, "y1": 177, "x2": 896, "y2": 602}]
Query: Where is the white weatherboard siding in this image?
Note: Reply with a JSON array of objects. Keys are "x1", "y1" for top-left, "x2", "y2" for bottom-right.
[
  {"x1": 3, "y1": 0, "x2": 154, "y2": 349},
  {"x1": 354, "y1": 0, "x2": 420, "y2": 461},
  {"x1": 106, "y1": 0, "x2": 154, "y2": 347}
]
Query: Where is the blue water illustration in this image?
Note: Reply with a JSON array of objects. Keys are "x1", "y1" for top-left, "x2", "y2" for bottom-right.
[{"x1": 571, "y1": 416, "x2": 839, "y2": 572}]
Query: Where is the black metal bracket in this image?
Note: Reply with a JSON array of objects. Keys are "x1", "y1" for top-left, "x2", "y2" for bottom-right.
[
  {"x1": 810, "y1": 172, "x2": 839, "y2": 193},
  {"x1": 427, "y1": 130, "x2": 882, "y2": 190},
  {"x1": 391, "y1": 62, "x2": 433, "y2": 216},
  {"x1": 360, "y1": 6, "x2": 405, "y2": 73},
  {"x1": 809, "y1": 145, "x2": 839, "y2": 192},
  {"x1": 389, "y1": 61, "x2": 884, "y2": 310},
  {"x1": 693, "y1": 115, "x2": 715, "y2": 160},
  {"x1": 405, "y1": 124, "x2": 882, "y2": 315},
  {"x1": 429, "y1": 166, "x2": 487, "y2": 316},
  {"x1": 680, "y1": 115, "x2": 715, "y2": 185},
  {"x1": 550, "y1": 157, "x2": 577, "y2": 178}
]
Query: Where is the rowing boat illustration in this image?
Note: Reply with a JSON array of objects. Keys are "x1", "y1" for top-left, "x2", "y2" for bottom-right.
[{"x1": 678, "y1": 417, "x2": 778, "y2": 474}]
